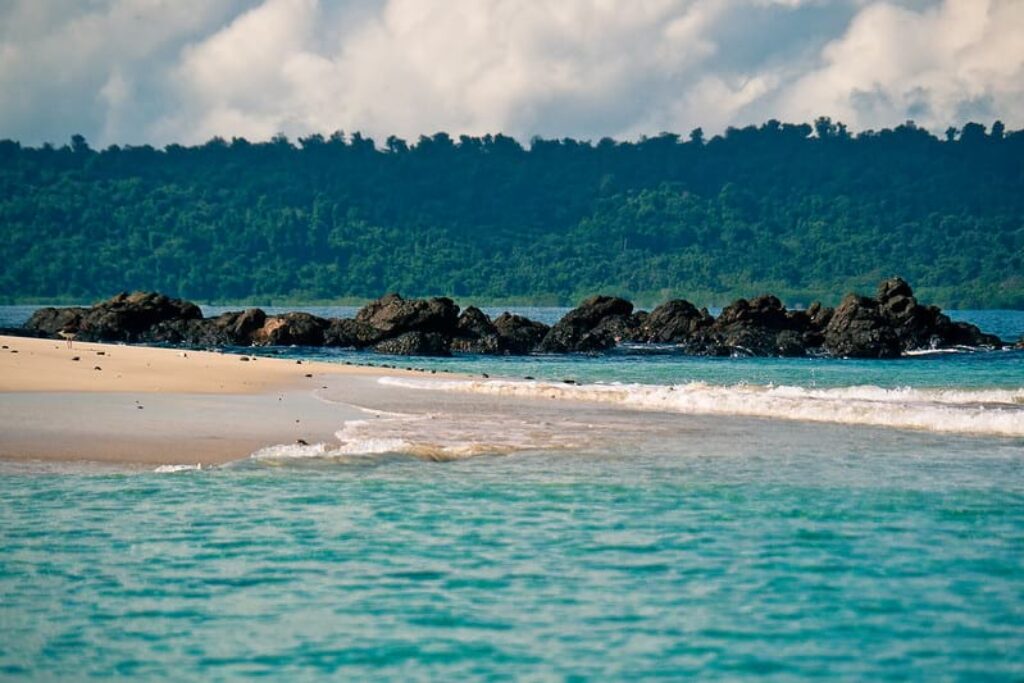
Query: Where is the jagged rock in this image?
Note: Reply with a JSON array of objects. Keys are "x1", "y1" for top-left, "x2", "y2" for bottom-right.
[
  {"x1": 90, "y1": 292, "x2": 202, "y2": 341},
  {"x1": 356, "y1": 293, "x2": 459, "y2": 336},
  {"x1": 227, "y1": 308, "x2": 267, "y2": 342},
  {"x1": 144, "y1": 318, "x2": 212, "y2": 345},
  {"x1": 252, "y1": 312, "x2": 326, "y2": 346},
  {"x1": 823, "y1": 294, "x2": 901, "y2": 358},
  {"x1": 25, "y1": 306, "x2": 87, "y2": 337},
  {"x1": 449, "y1": 307, "x2": 503, "y2": 354},
  {"x1": 537, "y1": 295, "x2": 633, "y2": 353},
  {"x1": 493, "y1": 313, "x2": 549, "y2": 354},
  {"x1": 450, "y1": 335, "x2": 503, "y2": 354},
  {"x1": 374, "y1": 331, "x2": 451, "y2": 356},
  {"x1": 143, "y1": 308, "x2": 267, "y2": 346},
  {"x1": 456, "y1": 306, "x2": 497, "y2": 339},
  {"x1": 874, "y1": 277, "x2": 1000, "y2": 350},
  {"x1": 775, "y1": 330, "x2": 808, "y2": 357},
  {"x1": 19, "y1": 278, "x2": 1007, "y2": 359},
  {"x1": 323, "y1": 318, "x2": 384, "y2": 348},
  {"x1": 691, "y1": 295, "x2": 812, "y2": 356},
  {"x1": 590, "y1": 312, "x2": 646, "y2": 343},
  {"x1": 716, "y1": 295, "x2": 793, "y2": 331},
  {"x1": 802, "y1": 302, "x2": 833, "y2": 347},
  {"x1": 876, "y1": 276, "x2": 914, "y2": 302},
  {"x1": 806, "y1": 301, "x2": 833, "y2": 329},
  {"x1": 641, "y1": 300, "x2": 712, "y2": 342},
  {"x1": 26, "y1": 292, "x2": 202, "y2": 342}
]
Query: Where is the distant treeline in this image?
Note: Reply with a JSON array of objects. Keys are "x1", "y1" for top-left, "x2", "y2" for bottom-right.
[{"x1": 1, "y1": 118, "x2": 1022, "y2": 308}]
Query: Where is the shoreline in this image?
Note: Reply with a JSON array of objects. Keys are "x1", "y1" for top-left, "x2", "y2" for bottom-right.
[{"x1": 0, "y1": 335, "x2": 424, "y2": 467}]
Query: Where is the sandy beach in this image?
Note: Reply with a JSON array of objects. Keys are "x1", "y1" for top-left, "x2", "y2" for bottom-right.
[{"x1": 0, "y1": 335, "x2": 415, "y2": 467}]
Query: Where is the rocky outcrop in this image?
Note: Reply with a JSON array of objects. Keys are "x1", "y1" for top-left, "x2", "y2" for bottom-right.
[
  {"x1": 350, "y1": 293, "x2": 462, "y2": 355},
  {"x1": 874, "y1": 277, "x2": 1000, "y2": 351},
  {"x1": 493, "y1": 313, "x2": 550, "y2": 354},
  {"x1": 823, "y1": 295, "x2": 902, "y2": 358},
  {"x1": 252, "y1": 312, "x2": 327, "y2": 346},
  {"x1": 323, "y1": 318, "x2": 384, "y2": 348},
  {"x1": 21, "y1": 279, "x2": 1009, "y2": 358},
  {"x1": 226, "y1": 308, "x2": 268, "y2": 342},
  {"x1": 822, "y1": 278, "x2": 1001, "y2": 358},
  {"x1": 450, "y1": 307, "x2": 501, "y2": 354},
  {"x1": 373, "y1": 331, "x2": 451, "y2": 356},
  {"x1": 537, "y1": 295, "x2": 636, "y2": 353},
  {"x1": 145, "y1": 308, "x2": 268, "y2": 346},
  {"x1": 25, "y1": 306, "x2": 88, "y2": 337},
  {"x1": 641, "y1": 300, "x2": 713, "y2": 343},
  {"x1": 27, "y1": 292, "x2": 201, "y2": 343},
  {"x1": 355, "y1": 293, "x2": 459, "y2": 336},
  {"x1": 695, "y1": 295, "x2": 812, "y2": 356}
]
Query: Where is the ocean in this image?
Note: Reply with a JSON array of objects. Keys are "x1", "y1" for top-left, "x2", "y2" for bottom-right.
[{"x1": 1, "y1": 306, "x2": 1023, "y2": 680}]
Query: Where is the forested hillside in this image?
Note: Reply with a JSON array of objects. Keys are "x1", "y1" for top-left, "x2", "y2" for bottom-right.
[{"x1": 1, "y1": 119, "x2": 1022, "y2": 307}]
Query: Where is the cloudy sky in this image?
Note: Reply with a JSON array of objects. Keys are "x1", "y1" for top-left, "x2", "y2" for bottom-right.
[{"x1": 1, "y1": 0, "x2": 1021, "y2": 146}]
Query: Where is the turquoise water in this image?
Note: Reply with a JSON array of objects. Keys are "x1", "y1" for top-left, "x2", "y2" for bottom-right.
[
  {"x1": 2, "y1": 446, "x2": 1023, "y2": 680},
  {"x1": 2, "y1": 308, "x2": 1023, "y2": 680}
]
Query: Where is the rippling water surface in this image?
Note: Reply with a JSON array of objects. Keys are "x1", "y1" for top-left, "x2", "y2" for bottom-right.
[
  {"x1": 3, "y1": 449, "x2": 1023, "y2": 681},
  {"x1": 1, "y1": 307, "x2": 1023, "y2": 680}
]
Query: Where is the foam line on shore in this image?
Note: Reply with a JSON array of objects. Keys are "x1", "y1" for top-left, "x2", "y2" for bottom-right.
[
  {"x1": 248, "y1": 406, "x2": 592, "y2": 462},
  {"x1": 378, "y1": 377, "x2": 1024, "y2": 438}
]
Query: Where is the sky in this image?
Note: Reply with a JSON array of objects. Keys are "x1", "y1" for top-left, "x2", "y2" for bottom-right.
[{"x1": 0, "y1": 0, "x2": 1021, "y2": 147}]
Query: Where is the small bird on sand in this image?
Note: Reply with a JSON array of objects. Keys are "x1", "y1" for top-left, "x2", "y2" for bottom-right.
[{"x1": 57, "y1": 329, "x2": 76, "y2": 349}]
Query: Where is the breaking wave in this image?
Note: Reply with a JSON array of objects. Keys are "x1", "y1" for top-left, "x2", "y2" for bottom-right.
[
  {"x1": 379, "y1": 377, "x2": 1024, "y2": 438},
  {"x1": 154, "y1": 463, "x2": 204, "y2": 473},
  {"x1": 249, "y1": 408, "x2": 588, "y2": 463}
]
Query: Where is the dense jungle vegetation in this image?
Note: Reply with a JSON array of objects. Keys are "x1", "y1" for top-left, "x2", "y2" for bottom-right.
[{"x1": 1, "y1": 118, "x2": 1021, "y2": 307}]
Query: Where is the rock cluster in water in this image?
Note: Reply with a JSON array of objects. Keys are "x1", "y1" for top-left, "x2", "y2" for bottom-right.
[{"x1": 23, "y1": 278, "x2": 1007, "y2": 358}]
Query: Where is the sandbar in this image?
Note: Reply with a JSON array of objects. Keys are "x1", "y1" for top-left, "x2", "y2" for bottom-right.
[{"x1": 0, "y1": 335, "x2": 419, "y2": 467}]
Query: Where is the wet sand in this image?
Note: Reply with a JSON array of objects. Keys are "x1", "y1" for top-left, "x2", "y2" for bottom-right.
[{"x1": 0, "y1": 335, "x2": 418, "y2": 466}]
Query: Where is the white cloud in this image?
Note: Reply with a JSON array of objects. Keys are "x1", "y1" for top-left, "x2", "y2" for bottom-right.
[
  {"x1": 774, "y1": 0, "x2": 1024, "y2": 130},
  {"x1": 158, "y1": 0, "x2": 729, "y2": 143},
  {"x1": 0, "y1": 0, "x2": 1020, "y2": 146},
  {"x1": 0, "y1": 0, "x2": 256, "y2": 145}
]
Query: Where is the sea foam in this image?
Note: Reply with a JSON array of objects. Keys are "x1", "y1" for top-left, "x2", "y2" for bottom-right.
[
  {"x1": 249, "y1": 408, "x2": 585, "y2": 462},
  {"x1": 154, "y1": 463, "x2": 204, "y2": 473},
  {"x1": 379, "y1": 377, "x2": 1024, "y2": 438}
]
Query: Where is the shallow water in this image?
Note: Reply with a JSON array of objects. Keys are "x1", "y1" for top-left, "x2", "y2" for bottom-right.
[
  {"x1": 3, "y1": 445, "x2": 1023, "y2": 680},
  {"x1": 1, "y1": 307, "x2": 1023, "y2": 679}
]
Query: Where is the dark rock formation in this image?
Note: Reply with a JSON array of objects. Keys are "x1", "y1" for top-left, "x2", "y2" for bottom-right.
[
  {"x1": 374, "y1": 331, "x2": 451, "y2": 356},
  {"x1": 252, "y1": 312, "x2": 327, "y2": 346},
  {"x1": 147, "y1": 308, "x2": 268, "y2": 346},
  {"x1": 493, "y1": 313, "x2": 550, "y2": 355},
  {"x1": 673, "y1": 295, "x2": 816, "y2": 357},
  {"x1": 874, "y1": 277, "x2": 1000, "y2": 351},
  {"x1": 823, "y1": 278, "x2": 1001, "y2": 358},
  {"x1": 27, "y1": 292, "x2": 201, "y2": 343},
  {"x1": 641, "y1": 300, "x2": 713, "y2": 343},
  {"x1": 227, "y1": 308, "x2": 268, "y2": 342},
  {"x1": 823, "y1": 294, "x2": 902, "y2": 358},
  {"x1": 450, "y1": 306, "x2": 503, "y2": 353},
  {"x1": 25, "y1": 306, "x2": 88, "y2": 337},
  {"x1": 355, "y1": 293, "x2": 459, "y2": 336},
  {"x1": 457, "y1": 306, "x2": 496, "y2": 339},
  {"x1": 323, "y1": 318, "x2": 384, "y2": 348},
  {"x1": 709, "y1": 295, "x2": 811, "y2": 356},
  {"x1": 802, "y1": 302, "x2": 833, "y2": 347},
  {"x1": 20, "y1": 279, "x2": 1008, "y2": 359},
  {"x1": 144, "y1": 318, "x2": 214, "y2": 345},
  {"x1": 537, "y1": 295, "x2": 635, "y2": 353}
]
